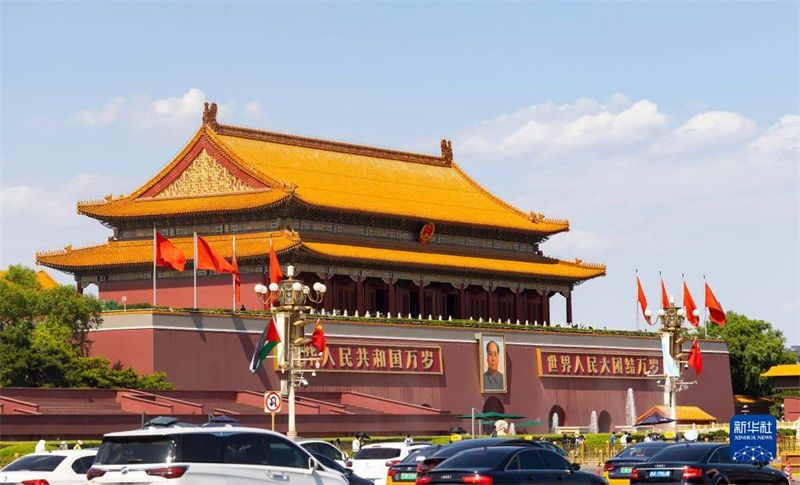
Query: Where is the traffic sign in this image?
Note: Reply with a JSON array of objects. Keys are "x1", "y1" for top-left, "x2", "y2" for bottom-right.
[{"x1": 264, "y1": 391, "x2": 282, "y2": 413}]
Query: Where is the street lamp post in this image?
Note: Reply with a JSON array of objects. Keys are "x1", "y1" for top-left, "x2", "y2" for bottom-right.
[
  {"x1": 254, "y1": 265, "x2": 326, "y2": 439},
  {"x1": 645, "y1": 295, "x2": 700, "y2": 431}
]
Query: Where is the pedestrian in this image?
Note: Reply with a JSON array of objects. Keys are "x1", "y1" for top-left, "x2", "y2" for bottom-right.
[
  {"x1": 620, "y1": 432, "x2": 628, "y2": 445},
  {"x1": 610, "y1": 433, "x2": 616, "y2": 448},
  {"x1": 334, "y1": 438, "x2": 341, "y2": 450},
  {"x1": 352, "y1": 437, "x2": 361, "y2": 454},
  {"x1": 34, "y1": 439, "x2": 46, "y2": 453},
  {"x1": 74, "y1": 440, "x2": 83, "y2": 450},
  {"x1": 403, "y1": 434, "x2": 412, "y2": 446},
  {"x1": 59, "y1": 441, "x2": 68, "y2": 450}
]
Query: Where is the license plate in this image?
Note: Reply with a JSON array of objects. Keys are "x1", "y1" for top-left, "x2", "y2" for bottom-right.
[
  {"x1": 650, "y1": 470, "x2": 671, "y2": 478},
  {"x1": 399, "y1": 473, "x2": 417, "y2": 480},
  {"x1": 620, "y1": 467, "x2": 632, "y2": 474}
]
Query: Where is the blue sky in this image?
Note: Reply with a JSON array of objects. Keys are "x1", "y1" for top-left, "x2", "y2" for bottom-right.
[{"x1": 2, "y1": 2, "x2": 798, "y2": 342}]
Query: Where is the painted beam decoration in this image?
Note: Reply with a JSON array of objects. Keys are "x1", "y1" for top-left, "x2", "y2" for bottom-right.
[
  {"x1": 313, "y1": 341, "x2": 443, "y2": 374},
  {"x1": 536, "y1": 349, "x2": 662, "y2": 378}
]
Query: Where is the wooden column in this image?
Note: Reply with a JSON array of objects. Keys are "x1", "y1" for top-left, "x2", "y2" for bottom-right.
[
  {"x1": 388, "y1": 280, "x2": 397, "y2": 315},
  {"x1": 459, "y1": 285, "x2": 466, "y2": 319},
  {"x1": 356, "y1": 277, "x2": 365, "y2": 315},
  {"x1": 514, "y1": 289, "x2": 521, "y2": 323},
  {"x1": 323, "y1": 275, "x2": 332, "y2": 312},
  {"x1": 566, "y1": 292, "x2": 573, "y2": 324},
  {"x1": 539, "y1": 291, "x2": 547, "y2": 325},
  {"x1": 417, "y1": 280, "x2": 424, "y2": 317},
  {"x1": 487, "y1": 287, "x2": 495, "y2": 321}
]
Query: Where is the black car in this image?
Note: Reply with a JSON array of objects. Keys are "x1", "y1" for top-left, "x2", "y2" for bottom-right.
[
  {"x1": 311, "y1": 452, "x2": 374, "y2": 485},
  {"x1": 630, "y1": 442, "x2": 788, "y2": 485},
  {"x1": 536, "y1": 441, "x2": 569, "y2": 458},
  {"x1": 417, "y1": 438, "x2": 547, "y2": 474},
  {"x1": 416, "y1": 445, "x2": 605, "y2": 485},
  {"x1": 604, "y1": 441, "x2": 675, "y2": 480},
  {"x1": 388, "y1": 447, "x2": 439, "y2": 484}
]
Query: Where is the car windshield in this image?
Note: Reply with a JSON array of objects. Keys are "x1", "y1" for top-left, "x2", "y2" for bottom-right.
[
  {"x1": 355, "y1": 448, "x2": 402, "y2": 460},
  {"x1": 2, "y1": 454, "x2": 66, "y2": 472},
  {"x1": 402, "y1": 447, "x2": 437, "y2": 463},
  {"x1": 438, "y1": 449, "x2": 508, "y2": 470},
  {"x1": 616, "y1": 445, "x2": 667, "y2": 459},
  {"x1": 95, "y1": 437, "x2": 176, "y2": 465},
  {"x1": 649, "y1": 445, "x2": 709, "y2": 462},
  {"x1": 313, "y1": 453, "x2": 345, "y2": 473}
]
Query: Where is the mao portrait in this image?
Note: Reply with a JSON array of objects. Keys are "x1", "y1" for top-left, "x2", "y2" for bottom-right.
[{"x1": 479, "y1": 334, "x2": 507, "y2": 393}]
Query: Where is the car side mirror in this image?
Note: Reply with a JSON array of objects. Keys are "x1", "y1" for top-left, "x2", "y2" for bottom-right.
[
  {"x1": 570, "y1": 463, "x2": 581, "y2": 473},
  {"x1": 309, "y1": 457, "x2": 319, "y2": 470}
]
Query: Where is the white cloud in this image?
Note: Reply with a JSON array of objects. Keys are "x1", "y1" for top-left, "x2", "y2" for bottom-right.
[
  {"x1": 653, "y1": 111, "x2": 757, "y2": 154},
  {"x1": 244, "y1": 101, "x2": 263, "y2": 118},
  {"x1": 66, "y1": 97, "x2": 126, "y2": 127}
]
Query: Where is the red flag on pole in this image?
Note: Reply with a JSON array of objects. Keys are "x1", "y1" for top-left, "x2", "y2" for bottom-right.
[
  {"x1": 687, "y1": 338, "x2": 702, "y2": 375},
  {"x1": 683, "y1": 280, "x2": 699, "y2": 326},
  {"x1": 660, "y1": 278, "x2": 670, "y2": 308},
  {"x1": 705, "y1": 283, "x2": 726, "y2": 326},
  {"x1": 310, "y1": 319, "x2": 326, "y2": 355},
  {"x1": 196, "y1": 235, "x2": 234, "y2": 273},
  {"x1": 155, "y1": 232, "x2": 186, "y2": 272},
  {"x1": 269, "y1": 239, "x2": 284, "y2": 285},
  {"x1": 636, "y1": 276, "x2": 652, "y2": 324}
]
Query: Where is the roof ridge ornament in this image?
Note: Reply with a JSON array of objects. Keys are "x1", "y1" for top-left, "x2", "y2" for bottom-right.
[
  {"x1": 203, "y1": 102, "x2": 219, "y2": 130},
  {"x1": 440, "y1": 139, "x2": 453, "y2": 163}
]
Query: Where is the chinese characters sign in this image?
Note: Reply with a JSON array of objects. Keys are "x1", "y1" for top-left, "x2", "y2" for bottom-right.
[
  {"x1": 536, "y1": 349, "x2": 661, "y2": 378},
  {"x1": 311, "y1": 342, "x2": 443, "y2": 374},
  {"x1": 730, "y1": 415, "x2": 777, "y2": 463}
]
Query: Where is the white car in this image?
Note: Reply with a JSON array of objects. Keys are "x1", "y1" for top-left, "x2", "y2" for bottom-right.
[
  {"x1": 351, "y1": 443, "x2": 427, "y2": 485},
  {"x1": 0, "y1": 449, "x2": 97, "y2": 485},
  {"x1": 298, "y1": 439, "x2": 349, "y2": 467},
  {"x1": 86, "y1": 426, "x2": 348, "y2": 485}
]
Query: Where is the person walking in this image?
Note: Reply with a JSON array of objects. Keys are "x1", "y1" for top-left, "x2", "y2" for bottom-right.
[
  {"x1": 352, "y1": 437, "x2": 361, "y2": 454},
  {"x1": 34, "y1": 439, "x2": 46, "y2": 453},
  {"x1": 403, "y1": 434, "x2": 412, "y2": 446}
]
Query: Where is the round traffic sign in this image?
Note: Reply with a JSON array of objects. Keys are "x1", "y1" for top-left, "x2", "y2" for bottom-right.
[{"x1": 264, "y1": 391, "x2": 282, "y2": 413}]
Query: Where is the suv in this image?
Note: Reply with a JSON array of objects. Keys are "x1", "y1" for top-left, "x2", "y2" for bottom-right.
[
  {"x1": 86, "y1": 426, "x2": 348, "y2": 485},
  {"x1": 1, "y1": 449, "x2": 97, "y2": 485},
  {"x1": 299, "y1": 439, "x2": 349, "y2": 467},
  {"x1": 352, "y1": 443, "x2": 427, "y2": 485}
]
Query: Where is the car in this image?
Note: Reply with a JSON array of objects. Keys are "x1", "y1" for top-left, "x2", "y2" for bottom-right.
[
  {"x1": 416, "y1": 438, "x2": 546, "y2": 475},
  {"x1": 0, "y1": 449, "x2": 97, "y2": 485},
  {"x1": 300, "y1": 439, "x2": 350, "y2": 467},
  {"x1": 415, "y1": 445, "x2": 606, "y2": 485},
  {"x1": 85, "y1": 426, "x2": 348, "y2": 485},
  {"x1": 630, "y1": 442, "x2": 788, "y2": 485},
  {"x1": 312, "y1": 452, "x2": 375, "y2": 485},
  {"x1": 351, "y1": 442, "x2": 429, "y2": 485},
  {"x1": 604, "y1": 441, "x2": 675, "y2": 484},
  {"x1": 387, "y1": 446, "x2": 438, "y2": 485},
  {"x1": 535, "y1": 440, "x2": 569, "y2": 458}
]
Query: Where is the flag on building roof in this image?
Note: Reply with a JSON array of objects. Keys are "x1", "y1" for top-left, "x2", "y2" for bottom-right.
[
  {"x1": 636, "y1": 276, "x2": 651, "y2": 324},
  {"x1": 683, "y1": 280, "x2": 698, "y2": 326},
  {"x1": 660, "y1": 278, "x2": 670, "y2": 308},
  {"x1": 705, "y1": 282, "x2": 726, "y2": 327},
  {"x1": 687, "y1": 338, "x2": 702, "y2": 375},
  {"x1": 250, "y1": 318, "x2": 281, "y2": 374},
  {"x1": 269, "y1": 238, "x2": 283, "y2": 285},
  {"x1": 196, "y1": 235, "x2": 234, "y2": 273},
  {"x1": 155, "y1": 232, "x2": 186, "y2": 272}
]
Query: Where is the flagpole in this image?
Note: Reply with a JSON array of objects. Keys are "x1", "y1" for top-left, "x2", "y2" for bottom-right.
[
  {"x1": 232, "y1": 234, "x2": 236, "y2": 312},
  {"x1": 153, "y1": 224, "x2": 157, "y2": 307},
  {"x1": 635, "y1": 268, "x2": 639, "y2": 332},
  {"x1": 193, "y1": 232, "x2": 198, "y2": 309},
  {"x1": 703, "y1": 275, "x2": 708, "y2": 338}
]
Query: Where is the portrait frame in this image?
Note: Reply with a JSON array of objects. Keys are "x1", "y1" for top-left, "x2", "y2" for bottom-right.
[{"x1": 478, "y1": 334, "x2": 507, "y2": 393}]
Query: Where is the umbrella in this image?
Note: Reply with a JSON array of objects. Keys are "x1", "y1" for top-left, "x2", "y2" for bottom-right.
[
  {"x1": 515, "y1": 420, "x2": 547, "y2": 427},
  {"x1": 355, "y1": 432, "x2": 371, "y2": 439},
  {"x1": 635, "y1": 413, "x2": 676, "y2": 426},
  {"x1": 456, "y1": 412, "x2": 526, "y2": 420},
  {"x1": 448, "y1": 426, "x2": 467, "y2": 434}
]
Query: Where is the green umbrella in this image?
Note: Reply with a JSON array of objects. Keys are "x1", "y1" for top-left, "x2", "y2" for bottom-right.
[
  {"x1": 456, "y1": 412, "x2": 525, "y2": 420},
  {"x1": 515, "y1": 420, "x2": 546, "y2": 427}
]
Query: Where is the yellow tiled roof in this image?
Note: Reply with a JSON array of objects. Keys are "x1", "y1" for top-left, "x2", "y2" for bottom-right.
[
  {"x1": 302, "y1": 241, "x2": 605, "y2": 281},
  {"x1": 36, "y1": 231, "x2": 301, "y2": 271},
  {"x1": 761, "y1": 364, "x2": 800, "y2": 378},
  {"x1": 36, "y1": 231, "x2": 603, "y2": 282},
  {"x1": 637, "y1": 405, "x2": 716, "y2": 422},
  {"x1": 0, "y1": 269, "x2": 59, "y2": 289},
  {"x1": 83, "y1": 125, "x2": 569, "y2": 234},
  {"x1": 78, "y1": 189, "x2": 289, "y2": 219}
]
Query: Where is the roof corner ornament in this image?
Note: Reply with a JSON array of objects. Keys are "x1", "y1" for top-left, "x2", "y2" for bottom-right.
[
  {"x1": 202, "y1": 102, "x2": 219, "y2": 130},
  {"x1": 440, "y1": 139, "x2": 453, "y2": 163}
]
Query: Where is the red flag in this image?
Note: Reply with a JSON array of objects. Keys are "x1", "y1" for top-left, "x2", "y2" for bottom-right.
[
  {"x1": 196, "y1": 235, "x2": 234, "y2": 273},
  {"x1": 687, "y1": 338, "x2": 702, "y2": 375},
  {"x1": 660, "y1": 279, "x2": 670, "y2": 308},
  {"x1": 269, "y1": 242, "x2": 283, "y2": 285},
  {"x1": 155, "y1": 232, "x2": 186, "y2": 272},
  {"x1": 683, "y1": 281, "x2": 698, "y2": 326},
  {"x1": 636, "y1": 276, "x2": 652, "y2": 324},
  {"x1": 705, "y1": 283, "x2": 726, "y2": 327},
  {"x1": 232, "y1": 253, "x2": 241, "y2": 303},
  {"x1": 310, "y1": 319, "x2": 326, "y2": 355}
]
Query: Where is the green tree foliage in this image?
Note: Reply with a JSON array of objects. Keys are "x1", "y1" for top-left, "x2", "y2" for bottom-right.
[
  {"x1": 0, "y1": 265, "x2": 173, "y2": 389},
  {"x1": 696, "y1": 311, "x2": 796, "y2": 397}
]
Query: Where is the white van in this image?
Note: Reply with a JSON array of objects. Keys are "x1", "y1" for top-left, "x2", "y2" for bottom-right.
[
  {"x1": 351, "y1": 443, "x2": 427, "y2": 485},
  {"x1": 86, "y1": 426, "x2": 348, "y2": 485}
]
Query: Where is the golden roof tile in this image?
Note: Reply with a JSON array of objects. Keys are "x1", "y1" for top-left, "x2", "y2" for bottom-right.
[
  {"x1": 636, "y1": 405, "x2": 716, "y2": 422},
  {"x1": 0, "y1": 269, "x2": 59, "y2": 289},
  {"x1": 761, "y1": 364, "x2": 800, "y2": 378}
]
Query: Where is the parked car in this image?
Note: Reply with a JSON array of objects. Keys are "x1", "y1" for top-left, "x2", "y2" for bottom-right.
[
  {"x1": 604, "y1": 441, "x2": 675, "y2": 484},
  {"x1": 352, "y1": 442, "x2": 429, "y2": 485},
  {"x1": 86, "y1": 426, "x2": 348, "y2": 485},
  {"x1": 416, "y1": 445, "x2": 605, "y2": 485},
  {"x1": 312, "y1": 452, "x2": 375, "y2": 485},
  {"x1": 535, "y1": 440, "x2": 569, "y2": 458},
  {"x1": 387, "y1": 446, "x2": 438, "y2": 485},
  {"x1": 416, "y1": 438, "x2": 545, "y2": 475},
  {"x1": 630, "y1": 442, "x2": 788, "y2": 485},
  {"x1": 0, "y1": 449, "x2": 97, "y2": 485},
  {"x1": 300, "y1": 439, "x2": 350, "y2": 467}
]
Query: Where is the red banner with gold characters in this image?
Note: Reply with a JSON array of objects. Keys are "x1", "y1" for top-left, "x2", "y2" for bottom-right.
[
  {"x1": 311, "y1": 342, "x2": 443, "y2": 374},
  {"x1": 537, "y1": 349, "x2": 661, "y2": 379}
]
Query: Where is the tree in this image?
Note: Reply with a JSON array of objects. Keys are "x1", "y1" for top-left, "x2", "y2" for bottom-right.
[
  {"x1": 0, "y1": 265, "x2": 173, "y2": 389},
  {"x1": 696, "y1": 311, "x2": 797, "y2": 397}
]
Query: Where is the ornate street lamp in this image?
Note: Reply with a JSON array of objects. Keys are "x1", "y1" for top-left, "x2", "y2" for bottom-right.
[{"x1": 254, "y1": 265, "x2": 326, "y2": 438}]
